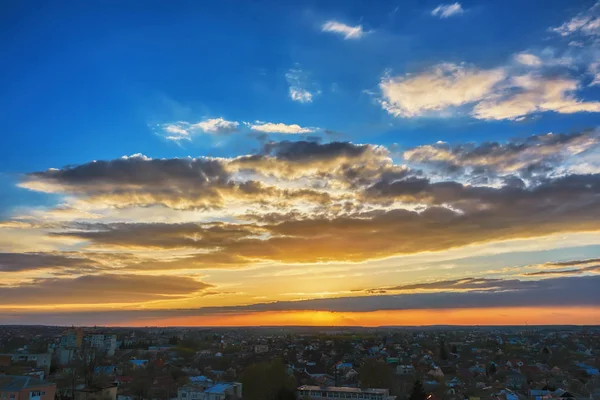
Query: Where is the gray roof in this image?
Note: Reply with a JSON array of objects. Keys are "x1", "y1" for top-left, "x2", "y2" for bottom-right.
[{"x1": 0, "y1": 375, "x2": 54, "y2": 391}]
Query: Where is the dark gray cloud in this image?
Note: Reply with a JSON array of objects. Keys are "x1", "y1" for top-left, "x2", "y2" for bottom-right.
[
  {"x1": 403, "y1": 130, "x2": 599, "y2": 180},
  {"x1": 371, "y1": 277, "x2": 542, "y2": 293},
  {"x1": 552, "y1": 257, "x2": 600, "y2": 266},
  {"x1": 524, "y1": 264, "x2": 600, "y2": 276},
  {"x1": 1, "y1": 276, "x2": 597, "y2": 325},
  {"x1": 0, "y1": 252, "x2": 101, "y2": 273},
  {"x1": 49, "y1": 173, "x2": 600, "y2": 263},
  {"x1": 0, "y1": 274, "x2": 212, "y2": 305}
]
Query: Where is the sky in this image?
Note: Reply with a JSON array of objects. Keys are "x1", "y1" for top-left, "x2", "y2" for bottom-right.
[{"x1": 1, "y1": 0, "x2": 600, "y2": 326}]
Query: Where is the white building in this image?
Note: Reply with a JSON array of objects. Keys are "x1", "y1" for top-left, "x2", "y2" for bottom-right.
[
  {"x1": 298, "y1": 386, "x2": 396, "y2": 400},
  {"x1": 87, "y1": 333, "x2": 117, "y2": 356}
]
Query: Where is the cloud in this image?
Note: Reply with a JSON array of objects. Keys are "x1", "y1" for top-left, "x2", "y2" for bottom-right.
[
  {"x1": 0, "y1": 252, "x2": 101, "y2": 273},
  {"x1": 473, "y1": 74, "x2": 600, "y2": 120},
  {"x1": 289, "y1": 88, "x2": 313, "y2": 103},
  {"x1": 192, "y1": 117, "x2": 239, "y2": 134},
  {"x1": 379, "y1": 63, "x2": 506, "y2": 117},
  {"x1": 431, "y1": 3, "x2": 464, "y2": 18},
  {"x1": 246, "y1": 122, "x2": 315, "y2": 134},
  {"x1": 321, "y1": 20, "x2": 365, "y2": 39},
  {"x1": 161, "y1": 118, "x2": 239, "y2": 140},
  {"x1": 147, "y1": 275, "x2": 600, "y2": 312},
  {"x1": 550, "y1": 2, "x2": 600, "y2": 37},
  {"x1": 13, "y1": 140, "x2": 600, "y2": 267},
  {"x1": 0, "y1": 274, "x2": 212, "y2": 306},
  {"x1": 285, "y1": 68, "x2": 318, "y2": 103},
  {"x1": 379, "y1": 63, "x2": 600, "y2": 120},
  {"x1": 514, "y1": 53, "x2": 542, "y2": 66},
  {"x1": 523, "y1": 265, "x2": 600, "y2": 276},
  {"x1": 403, "y1": 130, "x2": 599, "y2": 180},
  {"x1": 43, "y1": 171, "x2": 600, "y2": 264}
]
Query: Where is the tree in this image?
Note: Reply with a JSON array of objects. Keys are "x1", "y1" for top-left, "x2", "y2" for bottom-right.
[
  {"x1": 241, "y1": 358, "x2": 296, "y2": 400},
  {"x1": 487, "y1": 363, "x2": 497, "y2": 377},
  {"x1": 409, "y1": 380, "x2": 427, "y2": 400},
  {"x1": 451, "y1": 345, "x2": 458, "y2": 354},
  {"x1": 439, "y1": 339, "x2": 448, "y2": 361},
  {"x1": 360, "y1": 359, "x2": 392, "y2": 389}
]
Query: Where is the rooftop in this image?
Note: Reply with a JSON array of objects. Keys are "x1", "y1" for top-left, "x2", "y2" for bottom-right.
[
  {"x1": 0, "y1": 376, "x2": 54, "y2": 391},
  {"x1": 298, "y1": 386, "x2": 389, "y2": 394}
]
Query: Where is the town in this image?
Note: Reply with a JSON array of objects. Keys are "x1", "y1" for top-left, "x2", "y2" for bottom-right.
[{"x1": 0, "y1": 325, "x2": 598, "y2": 400}]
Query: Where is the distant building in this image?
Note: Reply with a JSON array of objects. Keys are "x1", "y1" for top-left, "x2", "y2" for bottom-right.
[
  {"x1": 298, "y1": 386, "x2": 396, "y2": 400},
  {"x1": 177, "y1": 382, "x2": 242, "y2": 400},
  {"x1": 0, "y1": 353, "x2": 51, "y2": 373},
  {"x1": 396, "y1": 365, "x2": 415, "y2": 376},
  {"x1": 0, "y1": 375, "x2": 56, "y2": 400},
  {"x1": 87, "y1": 333, "x2": 117, "y2": 356},
  {"x1": 254, "y1": 345, "x2": 269, "y2": 354},
  {"x1": 60, "y1": 328, "x2": 83, "y2": 348}
]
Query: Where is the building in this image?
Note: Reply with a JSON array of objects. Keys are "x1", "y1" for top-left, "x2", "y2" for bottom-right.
[
  {"x1": 86, "y1": 333, "x2": 117, "y2": 356},
  {"x1": 0, "y1": 353, "x2": 51, "y2": 373},
  {"x1": 177, "y1": 382, "x2": 242, "y2": 400},
  {"x1": 254, "y1": 345, "x2": 269, "y2": 354},
  {"x1": 60, "y1": 328, "x2": 83, "y2": 348},
  {"x1": 298, "y1": 386, "x2": 396, "y2": 400},
  {"x1": 396, "y1": 365, "x2": 415, "y2": 376},
  {"x1": 0, "y1": 375, "x2": 56, "y2": 400}
]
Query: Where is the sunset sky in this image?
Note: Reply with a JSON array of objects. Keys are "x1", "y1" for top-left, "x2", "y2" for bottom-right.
[{"x1": 1, "y1": 0, "x2": 600, "y2": 326}]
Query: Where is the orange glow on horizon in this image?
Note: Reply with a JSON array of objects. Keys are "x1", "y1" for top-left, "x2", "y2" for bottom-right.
[{"x1": 115, "y1": 306, "x2": 600, "y2": 327}]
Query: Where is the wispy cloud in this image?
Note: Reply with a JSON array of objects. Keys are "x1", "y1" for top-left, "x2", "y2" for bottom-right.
[
  {"x1": 550, "y1": 1, "x2": 600, "y2": 37},
  {"x1": 514, "y1": 52, "x2": 542, "y2": 66},
  {"x1": 285, "y1": 68, "x2": 318, "y2": 103},
  {"x1": 160, "y1": 117, "x2": 239, "y2": 141},
  {"x1": 431, "y1": 3, "x2": 464, "y2": 18},
  {"x1": 321, "y1": 20, "x2": 366, "y2": 39},
  {"x1": 245, "y1": 121, "x2": 315, "y2": 134}
]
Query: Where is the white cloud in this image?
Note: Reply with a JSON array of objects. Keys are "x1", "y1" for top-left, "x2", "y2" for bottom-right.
[
  {"x1": 473, "y1": 74, "x2": 600, "y2": 120},
  {"x1": 161, "y1": 118, "x2": 239, "y2": 141},
  {"x1": 192, "y1": 117, "x2": 239, "y2": 134},
  {"x1": 550, "y1": 2, "x2": 600, "y2": 37},
  {"x1": 321, "y1": 20, "x2": 365, "y2": 39},
  {"x1": 289, "y1": 87, "x2": 313, "y2": 103},
  {"x1": 285, "y1": 68, "x2": 318, "y2": 103},
  {"x1": 379, "y1": 63, "x2": 506, "y2": 117},
  {"x1": 431, "y1": 3, "x2": 464, "y2": 18},
  {"x1": 590, "y1": 62, "x2": 600, "y2": 86},
  {"x1": 514, "y1": 53, "x2": 542, "y2": 67},
  {"x1": 162, "y1": 124, "x2": 191, "y2": 141},
  {"x1": 246, "y1": 121, "x2": 315, "y2": 134}
]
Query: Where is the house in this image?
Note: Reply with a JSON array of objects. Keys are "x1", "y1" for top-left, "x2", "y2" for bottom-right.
[
  {"x1": 177, "y1": 382, "x2": 242, "y2": 400},
  {"x1": 0, "y1": 375, "x2": 56, "y2": 400},
  {"x1": 0, "y1": 353, "x2": 51, "y2": 373},
  {"x1": 396, "y1": 365, "x2": 415, "y2": 376},
  {"x1": 575, "y1": 363, "x2": 599, "y2": 376},
  {"x1": 128, "y1": 359, "x2": 148, "y2": 368},
  {"x1": 254, "y1": 345, "x2": 269, "y2": 354}
]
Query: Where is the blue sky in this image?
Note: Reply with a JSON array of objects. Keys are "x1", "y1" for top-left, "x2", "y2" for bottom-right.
[
  {"x1": 2, "y1": 0, "x2": 598, "y2": 173},
  {"x1": 1, "y1": 0, "x2": 600, "y2": 324}
]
